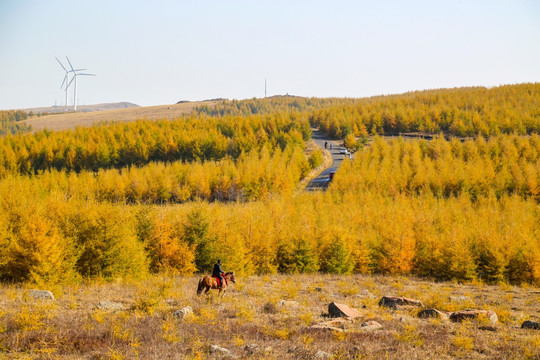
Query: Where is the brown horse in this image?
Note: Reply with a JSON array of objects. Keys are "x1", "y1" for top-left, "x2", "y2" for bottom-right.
[{"x1": 197, "y1": 271, "x2": 236, "y2": 296}]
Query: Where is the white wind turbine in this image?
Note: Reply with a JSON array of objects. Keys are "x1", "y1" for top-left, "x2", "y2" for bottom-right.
[
  {"x1": 65, "y1": 56, "x2": 95, "y2": 111},
  {"x1": 55, "y1": 56, "x2": 85, "y2": 107}
]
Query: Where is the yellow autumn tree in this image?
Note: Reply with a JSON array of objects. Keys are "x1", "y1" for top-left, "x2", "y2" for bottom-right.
[
  {"x1": 146, "y1": 215, "x2": 196, "y2": 275},
  {"x1": 3, "y1": 211, "x2": 77, "y2": 285}
]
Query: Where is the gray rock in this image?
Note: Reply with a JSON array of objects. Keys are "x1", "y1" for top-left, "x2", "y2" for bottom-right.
[
  {"x1": 449, "y1": 310, "x2": 498, "y2": 327},
  {"x1": 328, "y1": 302, "x2": 361, "y2": 319},
  {"x1": 165, "y1": 298, "x2": 178, "y2": 306},
  {"x1": 356, "y1": 289, "x2": 376, "y2": 299},
  {"x1": 210, "y1": 345, "x2": 236, "y2": 358},
  {"x1": 360, "y1": 320, "x2": 382, "y2": 331},
  {"x1": 244, "y1": 344, "x2": 272, "y2": 355},
  {"x1": 449, "y1": 296, "x2": 472, "y2": 303},
  {"x1": 173, "y1": 306, "x2": 193, "y2": 319},
  {"x1": 378, "y1": 296, "x2": 423, "y2": 309},
  {"x1": 311, "y1": 318, "x2": 351, "y2": 332},
  {"x1": 95, "y1": 301, "x2": 126, "y2": 311},
  {"x1": 418, "y1": 308, "x2": 449, "y2": 320},
  {"x1": 277, "y1": 300, "x2": 299, "y2": 308},
  {"x1": 245, "y1": 344, "x2": 260, "y2": 355},
  {"x1": 521, "y1": 320, "x2": 540, "y2": 330},
  {"x1": 314, "y1": 350, "x2": 332, "y2": 359},
  {"x1": 28, "y1": 289, "x2": 55, "y2": 301}
]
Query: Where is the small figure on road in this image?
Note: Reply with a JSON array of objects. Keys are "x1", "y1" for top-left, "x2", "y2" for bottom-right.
[
  {"x1": 330, "y1": 143, "x2": 333, "y2": 150},
  {"x1": 324, "y1": 141, "x2": 328, "y2": 149}
]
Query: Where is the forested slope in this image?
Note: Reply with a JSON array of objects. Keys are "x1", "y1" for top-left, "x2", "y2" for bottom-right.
[{"x1": 0, "y1": 84, "x2": 538, "y2": 286}]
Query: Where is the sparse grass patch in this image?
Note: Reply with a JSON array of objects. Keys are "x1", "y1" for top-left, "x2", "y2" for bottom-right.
[
  {"x1": 452, "y1": 322, "x2": 475, "y2": 352},
  {"x1": 161, "y1": 317, "x2": 180, "y2": 343},
  {"x1": 395, "y1": 323, "x2": 424, "y2": 347},
  {"x1": 299, "y1": 310, "x2": 314, "y2": 326},
  {"x1": 235, "y1": 303, "x2": 255, "y2": 322},
  {"x1": 13, "y1": 303, "x2": 54, "y2": 332},
  {"x1": 132, "y1": 279, "x2": 172, "y2": 315},
  {"x1": 279, "y1": 278, "x2": 300, "y2": 299},
  {"x1": 333, "y1": 329, "x2": 348, "y2": 342},
  {"x1": 338, "y1": 281, "x2": 360, "y2": 296}
]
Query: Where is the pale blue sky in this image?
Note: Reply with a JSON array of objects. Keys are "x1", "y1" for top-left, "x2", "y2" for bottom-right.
[{"x1": 1, "y1": 0, "x2": 539, "y2": 109}]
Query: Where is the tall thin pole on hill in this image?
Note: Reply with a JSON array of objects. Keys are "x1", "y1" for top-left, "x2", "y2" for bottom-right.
[{"x1": 265, "y1": 78, "x2": 267, "y2": 98}]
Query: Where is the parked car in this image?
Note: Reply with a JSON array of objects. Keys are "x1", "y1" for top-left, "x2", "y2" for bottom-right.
[{"x1": 339, "y1": 148, "x2": 348, "y2": 155}]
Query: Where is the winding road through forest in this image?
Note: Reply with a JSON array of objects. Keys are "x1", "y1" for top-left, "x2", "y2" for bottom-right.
[{"x1": 305, "y1": 128, "x2": 347, "y2": 191}]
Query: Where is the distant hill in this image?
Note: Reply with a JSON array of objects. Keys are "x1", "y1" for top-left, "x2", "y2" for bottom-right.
[
  {"x1": 23, "y1": 102, "x2": 140, "y2": 114},
  {"x1": 21, "y1": 100, "x2": 218, "y2": 132}
]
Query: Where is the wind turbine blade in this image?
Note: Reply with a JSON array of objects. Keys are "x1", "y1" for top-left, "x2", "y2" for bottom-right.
[
  {"x1": 61, "y1": 74, "x2": 68, "y2": 89},
  {"x1": 55, "y1": 57, "x2": 67, "y2": 71},
  {"x1": 67, "y1": 75, "x2": 76, "y2": 88},
  {"x1": 72, "y1": 68, "x2": 86, "y2": 72},
  {"x1": 66, "y1": 56, "x2": 75, "y2": 71},
  {"x1": 78, "y1": 73, "x2": 96, "y2": 76}
]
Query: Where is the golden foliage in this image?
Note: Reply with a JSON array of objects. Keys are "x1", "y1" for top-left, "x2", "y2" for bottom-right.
[{"x1": 311, "y1": 83, "x2": 540, "y2": 137}]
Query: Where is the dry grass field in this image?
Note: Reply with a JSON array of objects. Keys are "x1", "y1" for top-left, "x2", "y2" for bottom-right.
[
  {"x1": 0, "y1": 274, "x2": 538, "y2": 359},
  {"x1": 21, "y1": 101, "x2": 217, "y2": 132}
]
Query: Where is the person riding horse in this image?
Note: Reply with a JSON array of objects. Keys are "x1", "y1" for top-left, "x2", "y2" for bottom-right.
[{"x1": 212, "y1": 260, "x2": 225, "y2": 288}]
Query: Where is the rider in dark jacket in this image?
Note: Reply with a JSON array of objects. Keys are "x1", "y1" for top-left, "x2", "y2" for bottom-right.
[{"x1": 212, "y1": 260, "x2": 224, "y2": 287}]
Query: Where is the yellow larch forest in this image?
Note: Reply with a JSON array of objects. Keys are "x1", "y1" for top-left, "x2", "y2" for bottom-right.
[{"x1": 0, "y1": 83, "x2": 538, "y2": 286}]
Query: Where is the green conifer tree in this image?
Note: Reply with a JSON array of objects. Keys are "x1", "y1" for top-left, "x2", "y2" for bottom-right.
[
  {"x1": 320, "y1": 236, "x2": 353, "y2": 274},
  {"x1": 184, "y1": 205, "x2": 216, "y2": 273},
  {"x1": 293, "y1": 239, "x2": 319, "y2": 273}
]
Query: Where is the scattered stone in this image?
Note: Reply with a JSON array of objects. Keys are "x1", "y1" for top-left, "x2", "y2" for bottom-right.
[
  {"x1": 277, "y1": 300, "x2": 299, "y2": 308},
  {"x1": 479, "y1": 326, "x2": 497, "y2": 332},
  {"x1": 449, "y1": 310, "x2": 498, "y2": 326},
  {"x1": 378, "y1": 296, "x2": 423, "y2": 309},
  {"x1": 95, "y1": 301, "x2": 126, "y2": 311},
  {"x1": 449, "y1": 296, "x2": 472, "y2": 303},
  {"x1": 328, "y1": 302, "x2": 361, "y2": 319},
  {"x1": 355, "y1": 289, "x2": 376, "y2": 299},
  {"x1": 418, "y1": 308, "x2": 449, "y2": 320},
  {"x1": 164, "y1": 298, "x2": 179, "y2": 306},
  {"x1": 210, "y1": 345, "x2": 235, "y2": 358},
  {"x1": 521, "y1": 320, "x2": 540, "y2": 330},
  {"x1": 263, "y1": 302, "x2": 277, "y2": 314},
  {"x1": 245, "y1": 344, "x2": 260, "y2": 355},
  {"x1": 314, "y1": 350, "x2": 332, "y2": 359},
  {"x1": 360, "y1": 320, "x2": 382, "y2": 331},
  {"x1": 173, "y1": 306, "x2": 193, "y2": 319},
  {"x1": 28, "y1": 289, "x2": 55, "y2": 301},
  {"x1": 314, "y1": 287, "x2": 323, "y2": 292},
  {"x1": 311, "y1": 318, "x2": 351, "y2": 332}
]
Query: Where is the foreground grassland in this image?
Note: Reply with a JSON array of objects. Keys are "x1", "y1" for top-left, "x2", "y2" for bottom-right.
[{"x1": 0, "y1": 274, "x2": 538, "y2": 359}]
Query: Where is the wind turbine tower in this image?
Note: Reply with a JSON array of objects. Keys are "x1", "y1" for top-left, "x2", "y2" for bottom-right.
[
  {"x1": 55, "y1": 57, "x2": 72, "y2": 107},
  {"x1": 65, "y1": 57, "x2": 95, "y2": 111},
  {"x1": 265, "y1": 78, "x2": 267, "y2": 98}
]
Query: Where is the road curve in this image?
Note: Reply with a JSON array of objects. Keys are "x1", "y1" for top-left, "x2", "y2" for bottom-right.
[{"x1": 305, "y1": 128, "x2": 348, "y2": 191}]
